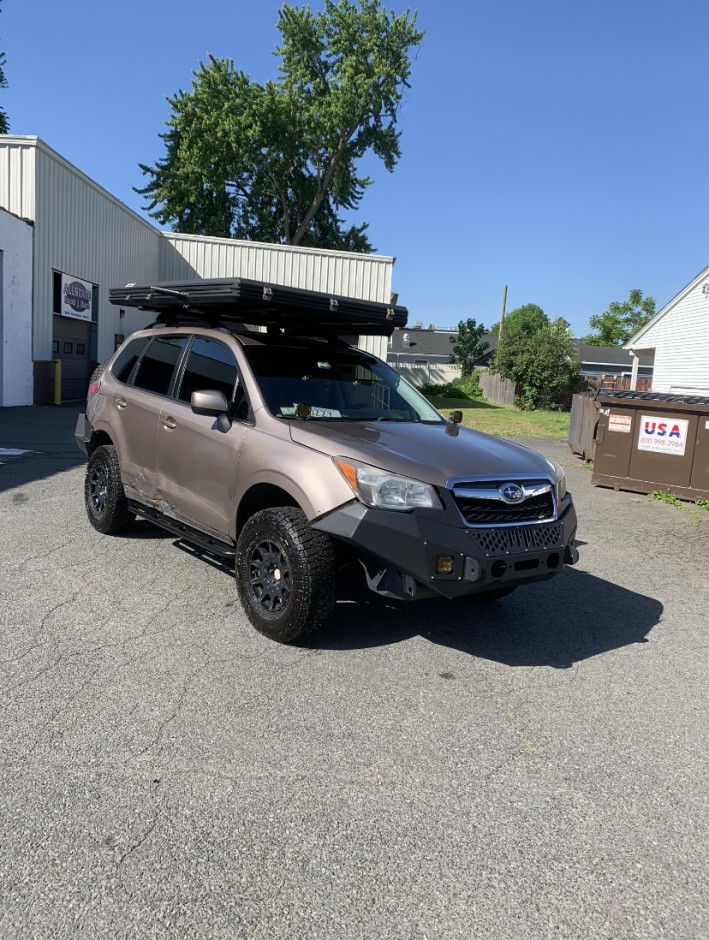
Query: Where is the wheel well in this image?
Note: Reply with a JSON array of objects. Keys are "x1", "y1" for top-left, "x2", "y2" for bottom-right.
[
  {"x1": 88, "y1": 430, "x2": 113, "y2": 456},
  {"x1": 236, "y1": 484, "x2": 299, "y2": 536}
]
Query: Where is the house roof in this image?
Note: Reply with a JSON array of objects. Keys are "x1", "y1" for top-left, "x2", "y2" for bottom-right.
[
  {"x1": 572, "y1": 340, "x2": 653, "y2": 368},
  {"x1": 625, "y1": 265, "x2": 709, "y2": 349},
  {"x1": 388, "y1": 328, "x2": 651, "y2": 368}
]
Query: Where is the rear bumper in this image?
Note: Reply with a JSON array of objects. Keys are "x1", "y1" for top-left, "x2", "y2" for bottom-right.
[
  {"x1": 74, "y1": 413, "x2": 92, "y2": 456},
  {"x1": 313, "y1": 499, "x2": 578, "y2": 600}
]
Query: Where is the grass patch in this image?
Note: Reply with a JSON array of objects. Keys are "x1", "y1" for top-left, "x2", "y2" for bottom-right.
[
  {"x1": 426, "y1": 395, "x2": 571, "y2": 438},
  {"x1": 648, "y1": 491, "x2": 709, "y2": 515},
  {"x1": 648, "y1": 490, "x2": 685, "y2": 510}
]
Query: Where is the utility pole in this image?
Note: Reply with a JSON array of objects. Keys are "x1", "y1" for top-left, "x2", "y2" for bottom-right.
[{"x1": 499, "y1": 285, "x2": 508, "y2": 338}]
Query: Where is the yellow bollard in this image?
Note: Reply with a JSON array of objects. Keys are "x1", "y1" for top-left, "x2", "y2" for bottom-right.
[{"x1": 53, "y1": 359, "x2": 62, "y2": 405}]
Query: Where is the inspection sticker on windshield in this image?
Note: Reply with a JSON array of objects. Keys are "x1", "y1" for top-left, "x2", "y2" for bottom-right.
[
  {"x1": 608, "y1": 414, "x2": 632, "y2": 433},
  {"x1": 637, "y1": 415, "x2": 689, "y2": 456}
]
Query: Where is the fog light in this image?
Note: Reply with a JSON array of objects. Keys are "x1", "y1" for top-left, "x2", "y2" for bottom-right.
[{"x1": 437, "y1": 555, "x2": 454, "y2": 574}]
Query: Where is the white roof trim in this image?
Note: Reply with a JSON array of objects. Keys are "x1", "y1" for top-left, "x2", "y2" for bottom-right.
[{"x1": 625, "y1": 265, "x2": 709, "y2": 350}]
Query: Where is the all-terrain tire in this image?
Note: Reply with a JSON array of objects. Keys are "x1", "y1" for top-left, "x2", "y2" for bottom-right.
[
  {"x1": 84, "y1": 444, "x2": 134, "y2": 535},
  {"x1": 235, "y1": 507, "x2": 336, "y2": 643}
]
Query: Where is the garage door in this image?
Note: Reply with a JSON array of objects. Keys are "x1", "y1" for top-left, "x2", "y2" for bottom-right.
[{"x1": 53, "y1": 316, "x2": 91, "y2": 401}]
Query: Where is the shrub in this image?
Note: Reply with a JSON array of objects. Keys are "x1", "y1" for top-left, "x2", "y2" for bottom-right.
[{"x1": 418, "y1": 372, "x2": 484, "y2": 400}]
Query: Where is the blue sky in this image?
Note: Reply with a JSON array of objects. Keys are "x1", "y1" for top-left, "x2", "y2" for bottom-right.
[{"x1": 3, "y1": 0, "x2": 707, "y2": 337}]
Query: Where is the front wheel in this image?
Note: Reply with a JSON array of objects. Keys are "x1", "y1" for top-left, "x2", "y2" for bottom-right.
[
  {"x1": 235, "y1": 507, "x2": 335, "y2": 643},
  {"x1": 84, "y1": 444, "x2": 134, "y2": 534}
]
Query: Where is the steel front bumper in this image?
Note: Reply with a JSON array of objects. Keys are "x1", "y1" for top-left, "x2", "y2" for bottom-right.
[{"x1": 313, "y1": 499, "x2": 578, "y2": 600}]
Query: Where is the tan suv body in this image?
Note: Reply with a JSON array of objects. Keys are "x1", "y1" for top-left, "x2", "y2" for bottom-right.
[{"x1": 75, "y1": 279, "x2": 578, "y2": 642}]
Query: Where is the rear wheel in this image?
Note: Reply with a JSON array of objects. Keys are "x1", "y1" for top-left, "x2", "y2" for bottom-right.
[
  {"x1": 84, "y1": 444, "x2": 134, "y2": 534},
  {"x1": 235, "y1": 507, "x2": 335, "y2": 643}
]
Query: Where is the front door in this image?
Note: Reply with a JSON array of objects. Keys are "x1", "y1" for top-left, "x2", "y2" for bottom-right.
[{"x1": 156, "y1": 336, "x2": 249, "y2": 538}]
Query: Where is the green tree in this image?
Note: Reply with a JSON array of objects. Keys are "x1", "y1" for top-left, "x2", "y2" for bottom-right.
[
  {"x1": 491, "y1": 303, "x2": 549, "y2": 336},
  {"x1": 0, "y1": 1, "x2": 9, "y2": 134},
  {"x1": 137, "y1": 0, "x2": 423, "y2": 249},
  {"x1": 450, "y1": 319, "x2": 489, "y2": 376},
  {"x1": 585, "y1": 289, "x2": 656, "y2": 346},
  {"x1": 491, "y1": 319, "x2": 580, "y2": 410}
]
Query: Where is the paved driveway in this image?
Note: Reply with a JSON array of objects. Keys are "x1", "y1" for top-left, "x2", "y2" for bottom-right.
[{"x1": 1, "y1": 405, "x2": 707, "y2": 938}]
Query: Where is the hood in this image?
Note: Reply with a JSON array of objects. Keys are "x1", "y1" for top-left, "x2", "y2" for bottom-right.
[{"x1": 289, "y1": 420, "x2": 553, "y2": 485}]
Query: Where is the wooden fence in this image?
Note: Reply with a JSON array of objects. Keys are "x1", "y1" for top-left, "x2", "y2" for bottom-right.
[
  {"x1": 478, "y1": 373, "x2": 517, "y2": 407},
  {"x1": 394, "y1": 364, "x2": 652, "y2": 408}
]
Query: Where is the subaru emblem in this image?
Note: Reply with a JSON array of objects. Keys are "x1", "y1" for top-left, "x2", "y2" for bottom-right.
[{"x1": 499, "y1": 482, "x2": 525, "y2": 503}]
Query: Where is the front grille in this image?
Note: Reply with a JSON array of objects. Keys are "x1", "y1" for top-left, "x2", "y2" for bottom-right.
[
  {"x1": 451, "y1": 481, "x2": 555, "y2": 525},
  {"x1": 471, "y1": 523, "x2": 564, "y2": 558}
]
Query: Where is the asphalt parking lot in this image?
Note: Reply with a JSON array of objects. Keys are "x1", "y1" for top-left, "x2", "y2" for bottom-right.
[{"x1": 1, "y1": 403, "x2": 708, "y2": 939}]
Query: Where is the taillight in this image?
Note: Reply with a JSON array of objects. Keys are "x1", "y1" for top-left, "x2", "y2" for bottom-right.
[{"x1": 87, "y1": 380, "x2": 100, "y2": 400}]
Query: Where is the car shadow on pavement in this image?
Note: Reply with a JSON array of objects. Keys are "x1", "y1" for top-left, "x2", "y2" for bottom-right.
[{"x1": 313, "y1": 567, "x2": 662, "y2": 668}]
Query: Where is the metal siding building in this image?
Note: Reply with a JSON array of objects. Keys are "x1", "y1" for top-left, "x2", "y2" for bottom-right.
[
  {"x1": 0, "y1": 135, "x2": 399, "y2": 405},
  {"x1": 626, "y1": 267, "x2": 709, "y2": 395},
  {"x1": 160, "y1": 234, "x2": 394, "y2": 357},
  {"x1": 0, "y1": 207, "x2": 33, "y2": 406}
]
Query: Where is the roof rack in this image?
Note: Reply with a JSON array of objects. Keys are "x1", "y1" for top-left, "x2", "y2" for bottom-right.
[{"x1": 109, "y1": 277, "x2": 408, "y2": 337}]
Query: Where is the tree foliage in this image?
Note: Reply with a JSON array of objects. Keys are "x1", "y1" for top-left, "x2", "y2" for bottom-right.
[
  {"x1": 584, "y1": 289, "x2": 656, "y2": 346},
  {"x1": 137, "y1": 0, "x2": 423, "y2": 250},
  {"x1": 490, "y1": 319, "x2": 580, "y2": 410},
  {"x1": 449, "y1": 319, "x2": 489, "y2": 376},
  {"x1": 491, "y1": 303, "x2": 548, "y2": 336},
  {"x1": 0, "y1": 1, "x2": 8, "y2": 133}
]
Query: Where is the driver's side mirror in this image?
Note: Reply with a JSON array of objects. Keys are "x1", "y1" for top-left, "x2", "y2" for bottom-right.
[{"x1": 191, "y1": 389, "x2": 231, "y2": 433}]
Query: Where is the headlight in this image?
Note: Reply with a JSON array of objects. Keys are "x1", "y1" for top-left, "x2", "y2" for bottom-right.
[
  {"x1": 335, "y1": 457, "x2": 442, "y2": 511},
  {"x1": 547, "y1": 459, "x2": 567, "y2": 502}
]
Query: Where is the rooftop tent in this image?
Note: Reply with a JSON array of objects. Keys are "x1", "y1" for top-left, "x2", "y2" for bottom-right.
[{"x1": 110, "y1": 278, "x2": 408, "y2": 338}]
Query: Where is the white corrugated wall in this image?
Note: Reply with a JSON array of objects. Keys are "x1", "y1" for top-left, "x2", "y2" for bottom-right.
[
  {"x1": 33, "y1": 141, "x2": 163, "y2": 361},
  {"x1": 0, "y1": 136, "x2": 36, "y2": 219}
]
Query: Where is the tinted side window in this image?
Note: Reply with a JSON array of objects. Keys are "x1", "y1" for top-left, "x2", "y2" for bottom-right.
[
  {"x1": 111, "y1": 336, "x2": 150, "y2": 384},
  {"x1": 132, "y1": 336, "x2": 188, "y2": 395},
  {"x1": 177, "y1": 337, "x2": 238, "y2": 403}
]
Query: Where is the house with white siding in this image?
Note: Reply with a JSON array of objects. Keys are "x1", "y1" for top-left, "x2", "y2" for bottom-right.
[
  {"x1": 626, "y1": 266, "x2": 709, "y2": 394},
  {"x1": 0, "y1": 135, "x2": 400, "y2": 406}
]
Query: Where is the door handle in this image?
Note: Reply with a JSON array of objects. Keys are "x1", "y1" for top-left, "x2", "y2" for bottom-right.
[
  {"x1": 162, "y1": 416, "x2": 177, "y2": 430},
  {"x1": 116, "y1": 397, "x2": 127, "y2": 409}
]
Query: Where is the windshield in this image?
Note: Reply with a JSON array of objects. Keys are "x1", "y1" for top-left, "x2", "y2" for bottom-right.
[{"x1": 243, "y1": 344, "x2": 443, "y2": 423}]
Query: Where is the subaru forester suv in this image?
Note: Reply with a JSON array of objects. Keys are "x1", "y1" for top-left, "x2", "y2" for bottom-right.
[{"x1": 75, "y1": 278, "x2": 578, "y2": 643}]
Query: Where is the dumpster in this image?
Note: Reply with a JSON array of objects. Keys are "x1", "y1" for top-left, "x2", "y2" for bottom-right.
[{"x1": 592, "y1": 391, "x2": 709, "y2": 500}]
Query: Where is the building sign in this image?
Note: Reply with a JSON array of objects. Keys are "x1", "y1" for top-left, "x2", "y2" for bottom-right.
[
  {"x1": 608, "y1": 414, "x2": 632, "y2": 433},
  {"x1": 637, "y1": 415, "x2": 689, "y2": 456},
  {"x1": 61, "y1": 274, "x2": 94, "y2": 322}
]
